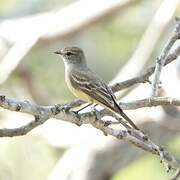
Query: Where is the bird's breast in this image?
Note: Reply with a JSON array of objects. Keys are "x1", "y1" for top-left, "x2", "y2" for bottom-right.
[{"x1": 65, "y1": 67, "x2": 93, "y2": 103}]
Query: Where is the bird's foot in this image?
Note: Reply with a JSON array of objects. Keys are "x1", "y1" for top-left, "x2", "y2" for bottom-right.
[{"x1": 52, "y1": 104, "x2": 71, "y2": 115}]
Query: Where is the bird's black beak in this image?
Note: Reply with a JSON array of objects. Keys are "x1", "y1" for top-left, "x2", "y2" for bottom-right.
[{"x1": 54, "y1": 50, "x2": 62, "y2": 55}]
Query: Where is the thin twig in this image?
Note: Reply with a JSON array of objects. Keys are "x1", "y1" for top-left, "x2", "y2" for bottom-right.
[
  {"x1": 171, "y1": 168, "x2": 180, "y2": 180},
  {"x1": 151, "y1": 18, "x2": 180, "y2": 96},
  {"x1": 111, "y1": 44, "x2": 180, "y2": 92},
  {"x1": 0, "y1": 116, "x2": 47, "y2": 137},
  {"x1": 119, "y1": 97, "x2": 180, "y2": 110}
]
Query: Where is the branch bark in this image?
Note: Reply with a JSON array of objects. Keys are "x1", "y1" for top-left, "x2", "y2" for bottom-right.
[
  {"x1": 0, "y1": 94, "x2": 180, "y2": 170},
  {"x1": 151, "y1": 17, "x2": 180, "y2": 96},
  {"x1": 111, "y1": 44, "x2": 180, "y2": 92},
  {"x1": 49, "y1": 119, "x2": 180, "y2": 180}
]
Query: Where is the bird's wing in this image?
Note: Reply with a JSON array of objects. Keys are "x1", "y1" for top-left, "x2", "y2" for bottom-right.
[
  {"x1": 70, "y1": 69, "x2": 116, "y2": 109},
  {"x1": 70, "y1": 68, "x2": 139, "y2": 130}
]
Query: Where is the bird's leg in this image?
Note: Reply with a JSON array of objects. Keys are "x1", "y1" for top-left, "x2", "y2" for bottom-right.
[
  {"x1": 90, "y1": 103, "x2": 98, "y2": 111},
  {"x1": 73, "y1": 103, "x2": 93, "y2": 114},
  {"x1": 116, "y1": 117, "x2": 132, "y2": 129}
]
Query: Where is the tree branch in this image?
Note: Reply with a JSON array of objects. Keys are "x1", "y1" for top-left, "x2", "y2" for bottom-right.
[
  {"x1": 0, "y1": 95, "x2": 180, "y2": 171},
  {"x1": 111, "y1": 44, "x2": 180, "y2": 92},
  {"x1": 171, "y1": 168, "x2": 180, "y2": 180},
  {"x1": 119, "y1": 97, "x2": 180, "y2": 109},
  {"x1": 151, "y1": 17, "x2": 180, "y2": 96},
  {"x1": 49, "y1": 119, "x2": 180, "y2": 180}
]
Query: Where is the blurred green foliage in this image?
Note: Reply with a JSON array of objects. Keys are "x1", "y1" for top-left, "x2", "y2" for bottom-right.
[
  {"x1": 113, "y1": 155, "x2": 173, "y2": 180},
  {"x1": 0, "y1": 135, "x2": 62, "y2": 180}
]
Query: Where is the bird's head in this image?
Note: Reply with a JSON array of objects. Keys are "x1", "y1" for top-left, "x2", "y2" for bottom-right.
[{"x1": 54, "y1": 46, "x2": 87, "y2": 66}]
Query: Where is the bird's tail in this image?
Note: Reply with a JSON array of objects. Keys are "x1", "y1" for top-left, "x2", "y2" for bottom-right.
[{"x1": 112, "y1": 101, "x2": 139, "y2": 130}]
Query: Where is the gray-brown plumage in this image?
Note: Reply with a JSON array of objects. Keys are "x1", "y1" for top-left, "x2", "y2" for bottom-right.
[{"x1": 54, "y1": 46, "x2": 139, "y2": 130}]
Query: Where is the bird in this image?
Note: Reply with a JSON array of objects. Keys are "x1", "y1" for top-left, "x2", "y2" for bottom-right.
[{"x1": 54, "y1": 46, "x2": 139, "y2": 130}]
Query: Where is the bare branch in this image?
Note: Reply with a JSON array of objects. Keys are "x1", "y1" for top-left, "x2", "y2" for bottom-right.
[
  {"x1": 0, "y1": 116, "x2": 46, "y2": 137},
  {"x1": 171, "y1": 168, "x2": 180, "y2": 180},
  {"x1": 0, "y1": 95, "x2": 180, "y2": 171},
  {"x1": 111, "y1": 44, "x2": 180, "y2": 92},
  {"x1": 49, "y1": 120, "x2": 179, "y2": 180},
  {"x1": 119, "y1": 97, "x2": 180, "y2": 110},
  {"x1": 151, "y1": 18, "x2": 180, "y2": 96}
]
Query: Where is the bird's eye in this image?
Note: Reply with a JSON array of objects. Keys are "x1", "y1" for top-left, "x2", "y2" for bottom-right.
[{"x1": 66, "y1": 52, "x2": 73, "y2": 56}]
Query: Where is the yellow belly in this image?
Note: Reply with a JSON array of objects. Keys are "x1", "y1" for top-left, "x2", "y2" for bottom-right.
[
  {"x1": 72, "y1": 88, "x2": 93, "y2": 102},
  {"x1": 66, "y1": 75, "x2": 93, "y2": 103}
]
